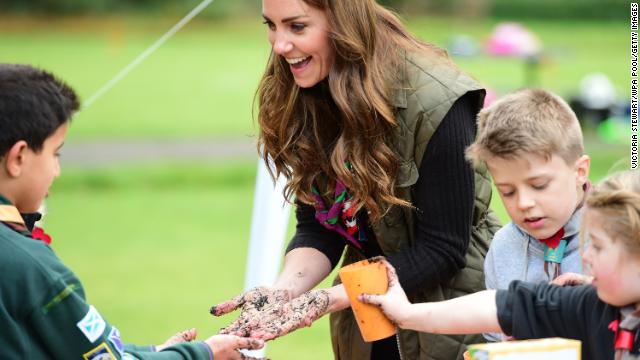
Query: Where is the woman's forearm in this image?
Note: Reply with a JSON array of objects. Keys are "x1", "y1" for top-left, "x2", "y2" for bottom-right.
[
  {"x1": 326, "y1": 284, "x2": 350, "y2": 313},
  {"x1": 272, "y1": 247, "x2": 333, "y2": 297}
]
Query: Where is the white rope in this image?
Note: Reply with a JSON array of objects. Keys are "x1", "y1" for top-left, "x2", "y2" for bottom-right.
[{"x1": 82, "y1": 0, "x2": 215, "y2": 109}]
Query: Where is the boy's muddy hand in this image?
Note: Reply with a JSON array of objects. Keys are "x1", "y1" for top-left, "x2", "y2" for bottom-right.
[
  {"x1": 156, "y1": 328, "x2": 197, "y2": 352},
  {"x1": 551, "y1": 272, "x2": 594, "y2": 286},
  {"x1": 358, "y1": 259, "x2": 411, "y2": 327},
  {"x1": 204, "y1": 334, "x2": 269, "y2": 360},
  {"x1": 210, "y1": 287, "x2": 291, "y2": 337},
  {"x1": 250, "y1": 289, "x2": 330, "y2": 341}
]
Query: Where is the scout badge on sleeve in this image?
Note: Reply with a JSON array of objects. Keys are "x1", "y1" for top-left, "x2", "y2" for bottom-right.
[
  {"x1": 77, "y1": 305, "x2": 107, "y2": 343},
  {"x1": 108, "y1": 327, "x2": 124, "y2": 356},
  {"x1": 82, "y1": 342, "x2": 116, "y2": 360}
]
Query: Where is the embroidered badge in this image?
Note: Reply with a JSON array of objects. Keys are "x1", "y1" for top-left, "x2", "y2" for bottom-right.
[
  {"x1": 77, "y1": 306, "x2": 107, "y2": 343},
  {"x1": 108, "y1": 327, "x2": 124, "y2": 356},
  {"x1": 83, "y1": 342, "x2": 116, "y2": 360}
]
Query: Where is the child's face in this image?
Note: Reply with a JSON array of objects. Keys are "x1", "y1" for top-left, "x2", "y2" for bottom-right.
[
  {"x1": 14, "y1": 123, "x2": 67, "y2": 213},
  {"x1": 487, "y1": 152, "x2": 589, "y2": 240},
  {"x1": 582, "y1": 209, "x2": 640, "y2": 307}
]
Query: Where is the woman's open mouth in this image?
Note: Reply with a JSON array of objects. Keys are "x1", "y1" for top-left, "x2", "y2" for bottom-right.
[{"x1": 287, "y1": 56, "x2": 312, "y2": 73}]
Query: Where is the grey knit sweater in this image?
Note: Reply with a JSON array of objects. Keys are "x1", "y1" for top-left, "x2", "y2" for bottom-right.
[{"x1": 483, "y1": 208, "x2": 583, "y2": 341}]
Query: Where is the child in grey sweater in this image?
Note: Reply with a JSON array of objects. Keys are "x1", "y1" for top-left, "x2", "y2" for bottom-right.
[
  {"x1": 359, "y1": 170, "x2": 640, "y2": 360},
  {"x1": 464, "y1": 89, "x2": 591, "y2": 341}
]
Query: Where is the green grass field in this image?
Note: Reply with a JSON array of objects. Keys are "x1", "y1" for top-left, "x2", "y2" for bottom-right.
[
  {"x1": 0, "y1": 12, "x2": 632, "y2": 359},
  {"x1": 45, "y1": 162, "x2": 339, "y2": 359}
]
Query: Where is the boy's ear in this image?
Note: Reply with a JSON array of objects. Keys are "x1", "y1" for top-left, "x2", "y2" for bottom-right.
[
  {"x1": 3, "y1": 141, "x2": 29, "y2": 178},
  {"x1": 574, "y1": 154, "x2": 590, "y2": 185}
]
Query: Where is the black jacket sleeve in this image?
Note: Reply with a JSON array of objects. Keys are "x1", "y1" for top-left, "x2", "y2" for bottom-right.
[
  {"x1": 386, "y1": 93, "x2": 476, "y2": 292},
  {"x1": 496, "y1": 281, "x2": 614, "y2": 360},
  {"x1": 286, "y1": 201, "x2": 346, "y2": 269}
]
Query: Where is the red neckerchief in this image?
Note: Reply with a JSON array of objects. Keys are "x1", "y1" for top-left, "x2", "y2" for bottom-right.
[
  {"x1": 32, "y1": 227, "x2": 52, "y2": 245},
  {"x1": 609, "y1": 307, "x2": 640, "y2": 359},
  {"x1": 609, "y1": 320, "x2": 636, "y2": 359},
  {"x1": 539, "y1": 228, "x2": 565, "y2": 249},
  {"x1": 0, "y1": 204, "x2": 52, "y2": 245}
]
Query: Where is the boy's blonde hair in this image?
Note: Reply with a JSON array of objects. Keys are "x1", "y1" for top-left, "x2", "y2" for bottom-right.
[
  {"x1": 466, "y1": 88, "x2": 584, "y2": 167},
  {"x1": 585, "y1": 171, "x2": 640, "y2": 256}
]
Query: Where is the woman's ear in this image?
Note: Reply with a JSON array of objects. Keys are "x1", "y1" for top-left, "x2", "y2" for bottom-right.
[
  {"x1": 4, "y1": 140, "x2": 29, "y2": 178},
  {"x1": 574, "y1": 154, "x2": 590, "y2": 186}
]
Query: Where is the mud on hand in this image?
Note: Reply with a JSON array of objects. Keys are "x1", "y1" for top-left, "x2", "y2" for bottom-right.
[{"x1": 210, "y1": 287, "x2": 292, "y2": 337}]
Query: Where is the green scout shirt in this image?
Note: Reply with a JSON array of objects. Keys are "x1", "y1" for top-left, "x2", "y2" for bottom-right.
[{"x1": 0, "y1": 195, "x2": 213, "y2": 360}]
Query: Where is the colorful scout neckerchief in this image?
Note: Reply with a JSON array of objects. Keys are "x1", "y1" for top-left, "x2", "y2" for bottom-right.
[
  {"x1": 0, "y1": 199, "x2": 51, "y2": 244},
  {"x1": 311, "y1": 178, "x2": 366, "y2": 250},
  {"x1": 538, "y1": 181, "x2": 592, "y2": 281},
  {"x1": 538, "y1": 227, "x2": 566, "y2": 281},
  {"x1": 609, "y1": 307, "x2": 640, "y2": 360}
]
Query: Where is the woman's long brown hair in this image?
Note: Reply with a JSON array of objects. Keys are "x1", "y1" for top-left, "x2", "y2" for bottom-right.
[{"x1": 257, "y1": 0, "x2": 445, "y2": 222}]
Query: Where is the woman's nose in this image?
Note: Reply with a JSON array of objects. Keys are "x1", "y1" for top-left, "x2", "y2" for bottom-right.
[{"x1": 272, "y1": 32, "x2": 293, "y2": 55}]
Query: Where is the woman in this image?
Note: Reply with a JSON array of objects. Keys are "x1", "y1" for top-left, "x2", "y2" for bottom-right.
[{"x1": 211, "y1": 0, "x2": 501, "y2": 359}]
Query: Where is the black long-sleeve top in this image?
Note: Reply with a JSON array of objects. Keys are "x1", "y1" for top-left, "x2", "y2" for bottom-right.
[
  {"x1": 497, "y1": 281, "x2": 640, "y2": 360},
  {"x1": 286, "y1": 93, "x2": 477, "y2": 293}
]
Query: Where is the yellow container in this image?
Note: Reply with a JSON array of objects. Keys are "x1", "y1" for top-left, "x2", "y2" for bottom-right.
[
  {"x1": 466, "y1": 338, "x2": 581, "y2": 359},
  {"x1": 338, "y1": 258, "x2": 396, "y2": 342}
]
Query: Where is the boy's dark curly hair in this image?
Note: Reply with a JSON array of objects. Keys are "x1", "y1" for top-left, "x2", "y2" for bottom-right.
[{"x1": 0, "y1": 64, "x2": 79, "y2": 156}]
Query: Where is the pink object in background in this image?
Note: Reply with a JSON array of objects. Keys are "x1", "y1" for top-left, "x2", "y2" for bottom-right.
[
  {"x1": 483, "y1": 88, "x2": 498, "y2": 108},
  {"x1": 486, "y1": 23, "x2": 541, "y2": 57}
]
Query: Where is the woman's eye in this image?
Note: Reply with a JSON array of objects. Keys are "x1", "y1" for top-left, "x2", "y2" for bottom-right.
[
  {"x1": 291, "y1": 23, "x2": 306, "y2": 32},
  {"x1": 501, "y1": 191, "x2": 514, "y2": 197},
  {"x1": 262, "y1": 20, "x2": 275, "y2": 30}
]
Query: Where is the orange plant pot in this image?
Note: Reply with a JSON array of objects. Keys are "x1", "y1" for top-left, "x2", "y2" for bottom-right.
[{"x1": 339, "y1": 258, "x2": 396, "y2": 342}]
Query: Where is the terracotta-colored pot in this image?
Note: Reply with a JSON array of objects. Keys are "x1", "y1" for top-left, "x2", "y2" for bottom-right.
[{"x1": 339, "y1": 258, "x2": 396, "y2": 342}]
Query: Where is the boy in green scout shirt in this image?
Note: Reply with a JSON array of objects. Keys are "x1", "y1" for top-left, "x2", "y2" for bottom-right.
[{"x1": 0, "y1": 64, "x2": 265, "y2": 359}]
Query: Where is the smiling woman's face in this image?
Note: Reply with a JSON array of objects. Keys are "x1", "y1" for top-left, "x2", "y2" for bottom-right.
[{"x1": 262, "y1": 0, "x2": 334, "y2": 88}]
